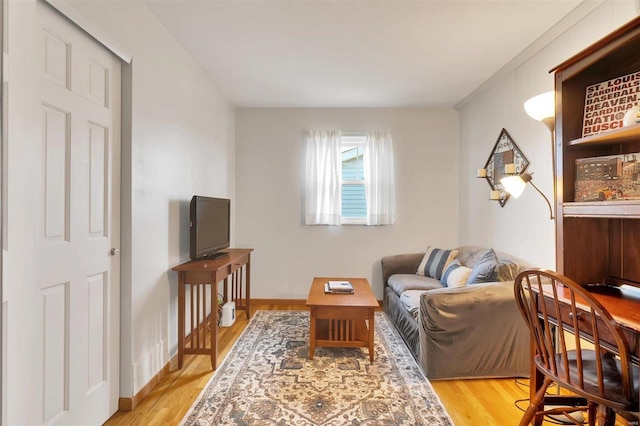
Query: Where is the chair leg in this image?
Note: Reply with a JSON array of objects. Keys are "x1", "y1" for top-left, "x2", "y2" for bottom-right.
[
  {"x1": 603, "y1": 407, "x2": 616, "y2": 426},
  {"x1": 593, "y1": 405, "x2": 616, "y2": 426},
  {"x1": 588, "y1": 403, "x2": 597, "y2": 426},
  {"x1": 520, "y1": 377, "x2": 553, "y2": 426}
]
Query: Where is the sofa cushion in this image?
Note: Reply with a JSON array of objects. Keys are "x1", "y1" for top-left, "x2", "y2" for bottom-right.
[
  {"x1": 467, "y1": 248, "x2": 499, "y2": 284},
  {"x1": 416, "y1": 247, "x2": 458, "y2": 280},
  {"x1": 455, "y1": 246, "x2": 491, "y2": 268},
  {"x1": 497, "y1": 258, "x2": 520, "y2": 281},
  {"x1": 388, "y1": 274, "x2": 443, "y2": 295},
  {"x1": 400, "y1": 289, "x2": 426, "y2": 319},
  {"x1": 440, "y1": 259, "x2": 473, "y2": 287}
]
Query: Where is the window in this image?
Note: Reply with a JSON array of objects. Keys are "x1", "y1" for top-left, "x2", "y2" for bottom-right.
[
  {"x1": 305, "y1": 131, "x2": 396, "y2": 226},
  {"x1": 341, "y1": 135, "x2": 367, "y2": 224}
]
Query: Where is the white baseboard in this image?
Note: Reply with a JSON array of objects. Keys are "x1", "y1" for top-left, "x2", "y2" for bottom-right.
[{"x1": 132, "y1": 339, "x2": 167, "y2": 395}]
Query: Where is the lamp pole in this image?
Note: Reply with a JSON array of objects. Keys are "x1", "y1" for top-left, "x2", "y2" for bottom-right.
[{"x1": 529, "y1": 179, "x2": 554, "y2": 220}]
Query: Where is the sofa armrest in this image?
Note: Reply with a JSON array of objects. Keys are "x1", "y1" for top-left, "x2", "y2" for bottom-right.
[
  {"x1": 418, "y1": 281, "x2": 529, "y2": 380},
  {"x1": 380, "y1": 253, "x2": 423, "y2": 285}
]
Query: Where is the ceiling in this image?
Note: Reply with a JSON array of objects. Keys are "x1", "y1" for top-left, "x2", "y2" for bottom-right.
[{"x1": 144, "y1": 0, "x2": 583, "y2": 108}]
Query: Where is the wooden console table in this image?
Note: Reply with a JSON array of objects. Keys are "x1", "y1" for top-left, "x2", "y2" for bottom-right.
[{"x1": 172, "y1": 248, "x2": 253, "y2": 369}]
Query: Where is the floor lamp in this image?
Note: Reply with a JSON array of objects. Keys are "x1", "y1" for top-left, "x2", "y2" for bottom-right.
[
  {"x1": 519, "y1": 92, "x2": 582, "y2": 424},
  {"x1": 501, "y1": 91, "x2": 556, "y2": 219},
  {"x1": 524, "y1": 91, "x2": 556, "y2": 218}
]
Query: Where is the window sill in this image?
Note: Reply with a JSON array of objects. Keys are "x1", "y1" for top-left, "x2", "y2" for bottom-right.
[{"x1": 341, "y1": 219, "x2": 367, "y2": 225}]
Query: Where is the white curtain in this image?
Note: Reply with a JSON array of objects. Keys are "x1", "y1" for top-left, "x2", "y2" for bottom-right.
[
  {"x1": 305, "y1": 131, "x2": 341, "y2": 225},
  {"x1": 364, "y1": 131, "x2": 396, "y2": 225}
]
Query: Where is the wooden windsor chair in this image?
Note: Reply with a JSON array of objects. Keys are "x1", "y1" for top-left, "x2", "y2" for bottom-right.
[{"x1": 514, "y1": 269, "x2": 639, "y2": 426}]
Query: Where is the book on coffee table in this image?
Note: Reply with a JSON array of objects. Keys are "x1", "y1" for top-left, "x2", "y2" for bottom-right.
[{"x1": 325, "y1": 281, "x2": 354, "y2": 293}]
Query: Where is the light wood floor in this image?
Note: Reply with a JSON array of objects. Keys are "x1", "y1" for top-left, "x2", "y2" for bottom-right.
[{"x1": 104, "y1": 304, "x2": 631, "y2": 425}]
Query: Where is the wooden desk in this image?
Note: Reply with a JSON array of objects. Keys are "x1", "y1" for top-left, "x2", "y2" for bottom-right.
[
  {"x1": 172, "y1": 248, "x2": 253, "y2": 369},
  {"x1": 306, "y1": 277, "x2": 379, "y2": 362},
  {"x1": 530, "y1": 284, "x2": 640, "y2": 424}
]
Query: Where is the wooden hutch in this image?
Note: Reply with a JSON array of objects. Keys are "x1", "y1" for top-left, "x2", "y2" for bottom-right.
[{"x1": 552, "y1": 16, "x2": 640, "y2": 288}]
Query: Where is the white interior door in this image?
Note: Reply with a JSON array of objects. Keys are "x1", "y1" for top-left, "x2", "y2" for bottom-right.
[{"x1": 36, "y1": 2, "x2": 121, "y2": 424}]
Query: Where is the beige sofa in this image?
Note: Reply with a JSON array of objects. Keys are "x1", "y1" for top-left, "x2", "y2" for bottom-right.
[{"x1": 381, "y1": 246, "x2": 530, "y2": 380}]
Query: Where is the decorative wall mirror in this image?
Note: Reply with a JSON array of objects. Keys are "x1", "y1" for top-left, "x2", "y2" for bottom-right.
[{"x1": 481, "y1": 128, "x2": 529, "y2": 207}]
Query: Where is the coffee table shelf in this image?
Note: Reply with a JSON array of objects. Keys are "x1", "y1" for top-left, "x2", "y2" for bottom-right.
[
  {"x1": 314, "y1": 318, "x2": 370, "y2": 348},
  {"x1": 306, "y1": 277, "x2": 379, "y2": 362}
]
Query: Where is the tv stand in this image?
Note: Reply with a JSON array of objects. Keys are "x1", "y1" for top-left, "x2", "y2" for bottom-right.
[{"x1": 172, "y1": 248, "x2": 253, "y2": 369}]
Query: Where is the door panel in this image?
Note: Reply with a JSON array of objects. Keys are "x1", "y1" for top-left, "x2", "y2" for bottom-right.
[
  {"x1": 36, "y1": 2, "x2": 121, "y2": 424},
  {"x1": 42, "y1": 283, "x2": 69, "y2": 421},
  {"x1": 42, "y1": 104, "x2": 70, "y2": 243}
]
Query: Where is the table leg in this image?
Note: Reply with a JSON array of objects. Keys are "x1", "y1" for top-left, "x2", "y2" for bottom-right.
[
  {"x1": 309, "y1": 307, "x2": 316, "y2": 359},
  {"x1": 368, "y1": 310, "x2": 375, "y2": 363},
  {"x1": 245, "y1": 254, "x2": 251, "y2": 319},
  {"x1": 223, "y1": 277, "x2": 228, "y2": 305},
  {"x1": 177, "y1": 274, "x2": 185, "y2": 369},
  {"x1": 210, "y1": 284, "x2": 218, "y2": 369},
  {"x1": 527, "y1": 334, "x2": 545, "y2": 426}
]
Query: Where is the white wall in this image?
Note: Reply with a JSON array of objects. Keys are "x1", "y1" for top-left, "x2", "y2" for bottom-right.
[
  {"x1": 66, "y1": 0, "x2": 235, "y2": 397},
  {"x1": 5, "y1": 2, "x2": 41, "y2": 423},
  {"x1": 5, "y1": 3, "x2": 234, "y2": 420},
  {"x1": 235, "y1": 108, "x2": 458, "y2": 300},
  {"x1": 457, "y1": 0, "x2": 638, "y2": 269}
]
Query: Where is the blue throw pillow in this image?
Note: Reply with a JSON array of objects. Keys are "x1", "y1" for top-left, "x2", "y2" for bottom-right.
[{"x1": 467, "y1": 249, "x2": 499, "y2": 284}]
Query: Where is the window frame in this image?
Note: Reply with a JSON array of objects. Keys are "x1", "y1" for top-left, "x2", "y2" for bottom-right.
[{"x1": 340, "y1": 133, "x2": 367, "y2": 225}]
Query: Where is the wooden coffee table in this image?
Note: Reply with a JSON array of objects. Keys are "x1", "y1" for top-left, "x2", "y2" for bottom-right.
[{"x1": 306, "y1": 277, "x2": 379, "y2": 362}]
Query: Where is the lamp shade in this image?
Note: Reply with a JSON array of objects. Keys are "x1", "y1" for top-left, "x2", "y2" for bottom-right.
[
  {"x1": 524, "y1": 91, "x2": 555, "y2": 122},
  {"x1": 500, "y1": 173, "x2": 554, "y2": 219},
  {"x1": 501, "y1": 175, "x2": 527, "y2": 198}
]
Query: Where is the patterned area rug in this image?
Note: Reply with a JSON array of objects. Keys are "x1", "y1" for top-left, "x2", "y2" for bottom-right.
[{"x1": 181, "y1": 310, "x2": 454, "y2": 425}]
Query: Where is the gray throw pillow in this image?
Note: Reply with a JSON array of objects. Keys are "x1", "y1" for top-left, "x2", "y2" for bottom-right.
[{"x1": 467, "y1": 248, "x2": 499, "y2": 284}]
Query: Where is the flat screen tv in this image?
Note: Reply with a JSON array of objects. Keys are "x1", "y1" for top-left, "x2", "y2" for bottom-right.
[{"x1": 190, "y1": 196, "x2": 230, "y2": 260}]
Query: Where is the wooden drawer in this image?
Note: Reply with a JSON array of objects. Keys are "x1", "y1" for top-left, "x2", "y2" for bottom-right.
[
  {"x1": 231, "y1": 256, "x2": 248, "y2": 274},
  {"x1": 215, "y1": 254, "x2": 248, "y2": 277},
  {"x1": 181, "y1": 271, "x2": 215, "y2": 285},
  {"x1": 541, "y1": 299, "x2": 638, "y2": 359}
]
